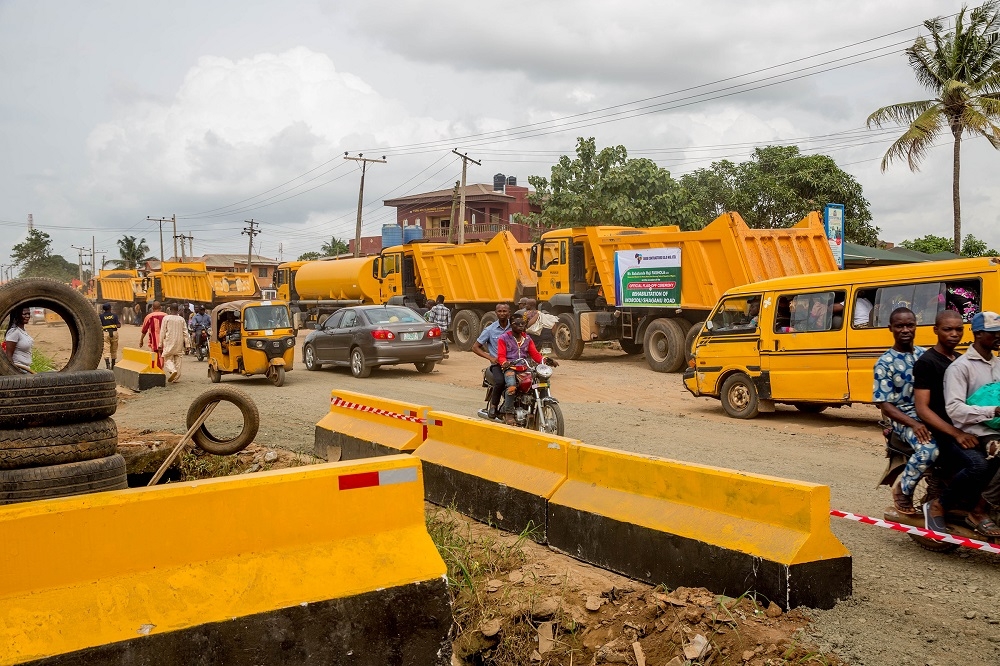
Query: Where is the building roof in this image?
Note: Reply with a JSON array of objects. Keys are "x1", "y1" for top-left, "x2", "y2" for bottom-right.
[
  {"x1": 196, "y1": 254, "x2": 278, "y2": 266},
  {"x1": 384, "y1": 184, "x2": 516, "y2": 207},
  {"x1": 843, "y1": 243, "x2": 917, "y2": 267}
]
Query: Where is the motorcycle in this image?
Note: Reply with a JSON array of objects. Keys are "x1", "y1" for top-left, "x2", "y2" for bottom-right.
[
  {"x1": 880, "y1": 425, "x2": 1000, "y2": 553},
  {"x1": 190, "y1": 327, "x2": 209, "y2": 362},
  {"x1": 476, "y1": 360, "x2": 564, "y2": 436}
]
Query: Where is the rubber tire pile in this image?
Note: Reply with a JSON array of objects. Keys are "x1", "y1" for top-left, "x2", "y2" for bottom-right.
[{"x1": 0, "y1": 279, "x2": 127, "y2": 505}]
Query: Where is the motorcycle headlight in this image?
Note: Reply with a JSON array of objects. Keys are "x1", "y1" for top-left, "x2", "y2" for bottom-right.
[
  {"x1": 286, "y1": 337, "x2": 295, "y2": 348},
  {"x1": 250, "y1": 340, "x2": 265, "y2": 349},
  {"x1": 535, "y1": 363, "x2": 554, "y2": 379}
]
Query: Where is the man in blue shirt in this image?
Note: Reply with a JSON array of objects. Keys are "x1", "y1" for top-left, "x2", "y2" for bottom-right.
[{"x1": 472, "y1": 302, "x2": 511, "y2": 418}]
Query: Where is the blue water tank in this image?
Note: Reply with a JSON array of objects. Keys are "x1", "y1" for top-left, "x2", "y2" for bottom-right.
[
  {"x1": 381, "y1": 224, "x2": 403, "y2": 249},
  {"x1": 403, "y1": 224, "x2": 424, "y2": 244}
]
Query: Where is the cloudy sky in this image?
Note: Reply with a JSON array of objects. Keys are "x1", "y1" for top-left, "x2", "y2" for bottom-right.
[{"x1": 1, "y1": 0, "x2": 997, "y2": 270}]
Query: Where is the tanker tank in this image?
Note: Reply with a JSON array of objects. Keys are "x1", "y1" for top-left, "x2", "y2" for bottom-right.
[{"x1": 293, "y1": 256, "x2": 380, "y2": 303}]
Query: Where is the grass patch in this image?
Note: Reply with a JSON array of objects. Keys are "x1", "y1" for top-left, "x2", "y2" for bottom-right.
[{"x1": 30, "y1": 347, "x2": 57, "y2": 373}]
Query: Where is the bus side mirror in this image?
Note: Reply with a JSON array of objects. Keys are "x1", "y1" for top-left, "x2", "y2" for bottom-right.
[{"x1": 705, "y1": 320, "x2": 714, "y2": 331}]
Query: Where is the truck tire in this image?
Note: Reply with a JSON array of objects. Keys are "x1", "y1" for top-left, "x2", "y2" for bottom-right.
[
  {"x1": 643, "y1": 318, "x2": 686, "y2": 372},
  {"x1": 0, "y1": 454, "x2": 128, "y2": 505},
  {"x1": 0, "y1": 418, "x2": 118, "y2": 470},
  {"x1": 185, "y1": 386, "x2": 260, "y2": 456},
  {"x1": 720, "y1": 373, "x2": 760, "y2": 419},
  {"x1": 552, "y1": 313, "x2": 584, "y2": 360},
  {"x1": 0, "y1": 278, "x2": 104, "y2": 375},
  {"x1": 479, "y1": 311, "x2": 498, "y2": 331},
  {"x1": 619, "y1": 339, "x2": 643, "y2": 355},
  {"x1": 685, "y1": 322, "x2": 704, "y2": 364},
  {"x1": 452, "y1": 310, "x2": 482, "y2": 352},
  {"x1": 0, "y1": 370, "x2": 117, "y2": 429}
]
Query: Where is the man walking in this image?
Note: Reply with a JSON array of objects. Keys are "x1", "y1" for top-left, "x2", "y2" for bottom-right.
[
  {"x1": 426, "y1": 295, "x2": 452, "y2": 356},
  {"x1": 99, "y1": 303, "x2": 121, "y2": 369},
  {"x1": 139, "y1": 301, "x2": 166, "y2": 368},
  {"x1": 472, "y1": 302, "x2": 511, "y2": 419},
  {"x1": 160, "y1": 305, "x2": 188, "y2": 383}
]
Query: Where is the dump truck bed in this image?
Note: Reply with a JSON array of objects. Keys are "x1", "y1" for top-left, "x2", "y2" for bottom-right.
[
  {"x1": 584, "y1": 212, "x2": 837, "y2": 310},
  {"x1": 95, "y1": 270, "x2": 141, "y2": 303},
  {"x1": 151, "y1": 262, "x2": 260, "y2": 305}
]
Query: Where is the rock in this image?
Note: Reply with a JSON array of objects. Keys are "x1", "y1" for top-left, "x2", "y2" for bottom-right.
[
  {"x1": 480, "y1": 619, "x2": 501, "y2": 638},
  {"x1": 765, "y1": 601, "x2": 783, "y2": 618},
  {"x1": 966, "y1": 611, "x2": 978, "y2": 620},
  {"x1": 631, "y1": 641, "x2": 646, "y2": 666},
  {"x1": 246, "y1": 463, "x2": 261, "y2": 473},
  {"x1": 485, "y1": 579, "x2": 502, "y2": 593},
  {"x1": 586, "y1": 595, "x2": 605, "y2": 611},
  {"x1": 263, "y1": 450, "x2": 278, "y2": 463},
  {"x1": 529, "y1": 649, "x2": 541, "y2": 662},
  {"x1": 531, "y1": 597, "x2": 561, "y2": 619},
  {"x1": 537, "y1": 621, "x2": 556, "y2": 654},
  {"x1": 742, "y1": 650, "x2": 756, "y2": 661},
  {"x1": 665, "y1": 656, "x2": 684, "y2": 666},
  {"x1": 507, "y1": 570, "x2": 523, "y2": 584},
  {"x1": 684, "y1": 634, "x2": 709, "y2": 660}
]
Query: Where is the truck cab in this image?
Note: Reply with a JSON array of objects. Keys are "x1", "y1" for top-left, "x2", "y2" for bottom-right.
[
  {"x1": 373, "y1": 248, "x2": 418, "y2": 304},
  {"x1": 530, "y1": 230, "x2": 595, "y2": 307}
]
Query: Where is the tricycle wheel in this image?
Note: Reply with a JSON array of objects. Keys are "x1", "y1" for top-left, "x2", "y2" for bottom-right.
[
  {"x1": 208, "y1": 366, "x2": 221, "y2": 384},
  {"x1": 269, "y1": 365, "x2": 285, "y2": 387}
]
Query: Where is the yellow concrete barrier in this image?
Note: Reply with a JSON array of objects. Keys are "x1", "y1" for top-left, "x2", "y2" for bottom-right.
[
  {"x1": 0, "y1": 456, "x2": 451, "y2": 665},
  {"x1": 546, "y1": 443, "x2": 851, "y2": 609},
  {"x1": 314, "y1": 390, "x2": 430, "y2": 461},
  {"x1": 113, "y1": 346, "x2": 165, "y2": 391},
  {"x1": 414, "y1": 411, "x2": 572, "y2": 541}
]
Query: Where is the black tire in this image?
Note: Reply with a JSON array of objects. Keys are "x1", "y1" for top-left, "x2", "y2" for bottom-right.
[
  {"x1": 535, "y1": 402, "x2": 565, "y2": 437},
  {"x1": 452, "y1": 310, "x2": 482, "y2": 352},
  {"x1": 643, "y1": 318, "x2": 686, "y2": 373},
  {"x1": 793, "y1": 403, "x2": 829, "y2": 414},
  {"x1": 195, "y1": 345, "x2": 205, "y2": 362},
  {"x1": 269, "y1": 365, "x2": 285, "y2": 387},
  {"x1": 0, "y1": 418, "x2": 118, "y2": 470},
  {"x1": 0, "y1": 370, "x2": 117, "y2": 428},
  {"x1": 415, "y1": 361, "x2": 435, "y2": 374},
  {"x1": 350, "y1": 347, "x2": 372, "y2": 378},
  {"x1": 0, "y1": 454, "x2": 127, "y2": 505},
  {"x1": 552, "y1": 313, "x2": 584, "y2": 360},
  {"x1": 720, "y1": 373, "x2": 760, "y2": 419},
  {"x1": 480, "y1": 311, "x2": 498, "y2": 331},
  {"x1": 185, "y1": 386, "x2": 260, "y2": 456},
  {"x1": 208, "y1": 365, "x2": 222, "y2": 383},
  {"x1": 0, "y1": 278, "x2": 103, "y2": 375},
  {"x1": 685, "y1": 322, "x2": 703, "y2": 364},
  {"x1": 303, "y1": 343, "x2": 321, "y2": 371},
  {"x1": 619, "y1": 338, "x2": 643, "y2": 355}
]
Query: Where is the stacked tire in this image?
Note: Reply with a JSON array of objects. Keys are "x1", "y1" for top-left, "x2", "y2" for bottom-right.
[{"x1": 0, "y1": 279, "x2": 127, "y2": 505}]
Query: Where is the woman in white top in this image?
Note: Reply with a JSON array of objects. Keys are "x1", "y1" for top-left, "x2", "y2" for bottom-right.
[{"x1": 4, "y1": 307, "x2": 33, "y2": 373}]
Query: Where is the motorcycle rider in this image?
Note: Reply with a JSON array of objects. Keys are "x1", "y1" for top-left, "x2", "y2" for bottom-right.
[
  {"x1": 496, "y1": 314, "x2": 558, "y2": 425},
  {"x1": 188, "y1": 305, "x2": 211, "y2": 355},
  {"x1": 472, "y1": 303, "x2": 512, "y2": 418},
  {"x1": 874, "y1": 308, "x2": 938, "y2": 516}
]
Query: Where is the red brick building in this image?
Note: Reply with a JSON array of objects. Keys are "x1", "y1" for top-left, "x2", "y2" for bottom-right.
[{"x1": 348, "y1": 175, "x2": 543, "y2": 254}]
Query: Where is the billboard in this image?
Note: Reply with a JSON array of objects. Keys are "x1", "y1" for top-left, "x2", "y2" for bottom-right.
[
  {"x1": 824, "y1": 203, "x2": 845, "y2": 270},
  {"x1": 613, "y1": 248, "x2": 681, "y2": 307}
]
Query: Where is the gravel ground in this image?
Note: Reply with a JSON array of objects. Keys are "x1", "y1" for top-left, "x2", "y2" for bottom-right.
[{"x1": 69, "y1": 322, "x2": 1000, "y2": 666}]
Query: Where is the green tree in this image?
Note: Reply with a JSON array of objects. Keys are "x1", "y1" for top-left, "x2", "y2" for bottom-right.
[
  {"x1": 9, "y1": 229, "x2": 79, "y2": 282},
  {"x1": 297, "y1": 251, "x2": 322, "y2": 261},
  {"x1": 679, "y1": 145, "x2": 879, "y2": 245},
  {"x1": 867, "y1": 1, "x2": 1000, "y2": 254},
  {"x1": 526, "y1": 137, "x2": 701, "y2": 229},
  {"x1": 901, "y1": 232, "x2": 999, "y2": 256},
  {"x1": 111, "y1": 235, "x2": 154, "y2": 269},
  {"x1": 320, "y1": 237, "x2": 349, "y2": 256}
]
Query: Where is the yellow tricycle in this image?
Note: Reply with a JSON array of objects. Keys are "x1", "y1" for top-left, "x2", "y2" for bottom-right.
[{"x1": 207, "y1": 300, "x2": 295, "y2": 386}]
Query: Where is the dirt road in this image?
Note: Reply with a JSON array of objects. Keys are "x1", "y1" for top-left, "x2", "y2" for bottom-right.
[{"x1": 41, "y1": 321, "x2": 1000, "y2": 665}]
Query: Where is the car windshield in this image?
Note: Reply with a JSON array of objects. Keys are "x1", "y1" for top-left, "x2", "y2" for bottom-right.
[
  {"x1": 242, "y1": 305, "x2": 291, "y2": 331},
  {"x1": 364, "y1": 307, "x2": 424, "y2": 325}
]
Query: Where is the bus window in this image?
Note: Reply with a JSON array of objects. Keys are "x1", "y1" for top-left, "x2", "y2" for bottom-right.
[
  {"x1": 706, "y1": 295, "x2": 761, "y2": 334},
  {"x1": 776, "y1": 291, "x2": 846, "y2": 333}
]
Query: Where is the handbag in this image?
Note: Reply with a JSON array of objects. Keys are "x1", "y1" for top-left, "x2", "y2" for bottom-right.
[{"x1": 526, "y1": 314, "x2": 544, "y2": 336}]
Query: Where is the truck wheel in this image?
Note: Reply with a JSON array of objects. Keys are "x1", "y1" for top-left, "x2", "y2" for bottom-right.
[
  {"x1": 685, "y1": 322, "x2": 704, "y2": 364},
  {"x1": 619, "y1": 339, "x2": 643, "y2": 355},
  {"x1": 643, "y1": 318, "x2": 685, "y2": 372},
  {"x1": 0, "y1": 454, "x2": 128, "y2": 505},
  {"x1": 552, "y1": 313, "x2": 584, "y2": 360},
  {"x1": 720, "y1": 373, "x2": 760, "y2": 419},
  {"x1": 185, "y1": 386, "x2": 260, "y2": 455},
  {"x1": 479, "y1": 311, "x2": 498, "y2": 331},
  {"x1": 0, "y1": 278, "x2": 104, "y2": 375},
  {"x1": 452, "y1": 310, "x2": 482, "y2": 352}
]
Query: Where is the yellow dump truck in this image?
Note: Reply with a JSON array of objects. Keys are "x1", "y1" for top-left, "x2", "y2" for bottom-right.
[
  {"x1": 530, "y1": 212, "x2": 837, "y2": 372},
  {"x1": 145, "y1": 262, "x2": 260, "y2": 306},
  {"x1": 274, "y1": 256, "x2": 381, "y2": 328},
  {"x1": 374, "y1": 231, "x2": 537, "y2": 349},
  {"x1": 94, "y1": 269, "x2": 148, "y2": 323}
]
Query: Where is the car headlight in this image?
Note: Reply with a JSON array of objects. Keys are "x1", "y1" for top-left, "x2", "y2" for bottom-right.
[{"x1": 535, "y1": 363, "x2": 554, "y2": 379}]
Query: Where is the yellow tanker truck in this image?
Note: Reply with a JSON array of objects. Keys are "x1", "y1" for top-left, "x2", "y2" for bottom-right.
[
  {"x1": 274, "y1": 256, "x2": 381, "y2": 328},
  {"x1": 530, "y1": 212, "x2": 838, "y2": 372}
]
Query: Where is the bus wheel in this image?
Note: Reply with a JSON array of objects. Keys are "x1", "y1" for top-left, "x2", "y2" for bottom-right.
[
  {"x1": 720, "y1": 373, "x2": 760, "y2": 419},
  {"x1": 643, "y1": 318, "x2": 685, "y2": 372}
]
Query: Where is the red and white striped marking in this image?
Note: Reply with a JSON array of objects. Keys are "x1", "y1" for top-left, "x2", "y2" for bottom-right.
[
  {"x1": 830, "y1": 509, "x2": 1000, "y2": 555},
  {"x1": 338, "y1": 467, "x2": 418, "y2": 491},
  {"x1": 331, "y1": 396, "x2": 424, "y2": 423}
]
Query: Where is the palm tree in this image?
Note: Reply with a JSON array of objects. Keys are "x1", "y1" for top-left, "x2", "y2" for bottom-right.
[
  {"x1": 867, "y1": 1, "x2": 1000, "y2": 254},
  {"x1": 112, "y1": 235, "x2": 154, "y2": 270}
]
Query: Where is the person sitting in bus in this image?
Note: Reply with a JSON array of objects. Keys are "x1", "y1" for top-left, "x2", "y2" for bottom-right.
[
  {"x1": 873, "y1": 307, "x2": 937, "y2": 517},
  {"x1": 853, "y1": 296, "x2": 873, "y2": 327},
  {"x1": 218, "y1": 313, "x2": 240, "y2": 354}
]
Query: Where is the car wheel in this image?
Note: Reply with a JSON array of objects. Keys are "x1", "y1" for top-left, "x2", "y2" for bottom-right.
[
  {"x1": 415, "y1": 361, "x2": 435, "y2": 374},
  {"x1": 303, "y1": 344, "x2": 321, "y2": 371},
  {"x1": 720, "y1": 373, "x2": 760, "y2": 419},
  {"x1": 350, "y1": 347, "x2": 372, "y2": 378}
]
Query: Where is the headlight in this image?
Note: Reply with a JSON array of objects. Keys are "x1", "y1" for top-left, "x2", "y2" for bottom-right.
[
  {"x1": 286, "y1": 337, "x2": 295, "y2": 347},
  {"x1": 535, "y1": 363, "x2": 554, "y2": 379},
  {"x1": 250, "y1": 340, "x2": 264, "y2": 349}
]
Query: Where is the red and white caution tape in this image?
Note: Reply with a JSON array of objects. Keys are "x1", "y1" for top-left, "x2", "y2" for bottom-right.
[
  {"x1": 830, "y1": 509, "x2": 1000, "y2": 555},
  {"x1": 331, "y1": 396, "x2": 425, "y2": 423}
]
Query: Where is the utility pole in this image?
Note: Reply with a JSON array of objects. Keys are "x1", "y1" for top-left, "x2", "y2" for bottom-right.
[
  {"x1": 447, "y1": 180, "x2": 460, "y2": 244},
  {"x1": 70, "y1": 245, "x2": 87, "y2": 285},
  {"x1": 452, "y1": 150, "x2": 481, "y2": 245},
  {"x1": 171, "y1": 214, "x2": 178, "y2": 261},
  {"x1": 184, "y1": 233, "x2": 194, "y2": 260},
  {"x1": 344, "y1": 153, "x2": 387, "y2": 257},
  {"x1": 278, "y1": 243, "x2": 283, "y2": 262},
  {"x1": 147, "y1": 216, "x2": 172, "y2": 263},
  {"x1": 243, "y1": 219, "x2": 261, "y2": 275}
]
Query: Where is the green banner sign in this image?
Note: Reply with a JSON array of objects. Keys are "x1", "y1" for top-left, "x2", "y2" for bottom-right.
[{"x1": 614, "y1": 248, "x2": 681, "y2": 307}]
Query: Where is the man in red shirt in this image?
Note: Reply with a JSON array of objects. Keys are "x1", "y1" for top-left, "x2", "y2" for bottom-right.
[
  {"x1": 139, "y1": 301, "x2": 166, "y2": 369},
  {"x1": 497, "y1": 315, "x2": 557, "y2": 425}
]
